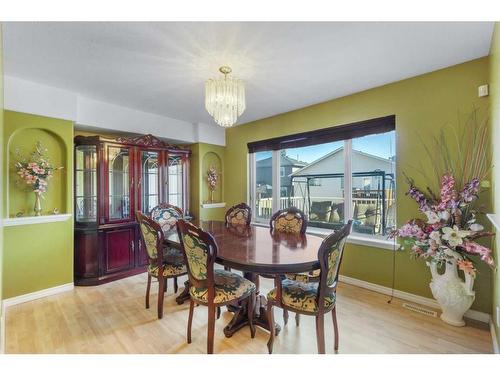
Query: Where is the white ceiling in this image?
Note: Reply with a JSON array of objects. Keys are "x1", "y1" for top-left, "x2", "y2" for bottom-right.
[{"x1": 3, "y1": 22, "x2": 494, "y2": 126}]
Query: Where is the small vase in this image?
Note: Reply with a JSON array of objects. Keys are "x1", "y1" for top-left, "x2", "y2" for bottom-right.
[
  {"x1": 428, "y1": 259, "x2": 475, "y2": 326},
  {"x1": 210, "y1": 190, "x2": 214, "y2": 204},
  {"x1": 34, "y1": 191, "x2": 42, "y2": 216}
]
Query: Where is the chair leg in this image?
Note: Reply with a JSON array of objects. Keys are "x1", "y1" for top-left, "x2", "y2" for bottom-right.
[
  {"x1": 332, "y1": 306, "x2": 339, "y2": 353},
  {"x1": 187, "y1": 299, "x2": 194, "y2": 344},
  {"x1": 283, "y1": 308, "x2": 289, "y2": 325},
  {"x1": 315, "y1": 314, "x2": 325, "y2": 354},
  {"x1": 267, "y1": 304, "x2": 275, "y2": 354},
  {"x1": 295, "y1": 313, "x2": 300, "y2": 326},
  {"x1": 145, "y1": 274, "x2": 151, "y2": 309},
  {"x1": 157, "y1": 276, "x2": 165, "y2": 319},
  {"x1": 174, "y1": 277, "x2": 178, "y2": 293},
  {"x1": 216, "y1": 306, "x2": 221, "y2": 320},
  {"x1": 248, "y1": 292, "x2": 256, "y2": 338},
  {"x1": 207, "y1": 304, "x2": 216, "y2": 354}
]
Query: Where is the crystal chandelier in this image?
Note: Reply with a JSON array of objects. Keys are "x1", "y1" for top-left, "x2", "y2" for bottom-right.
[{"x1": 205, "y1": 66, "x2": 246, "y2": 128}]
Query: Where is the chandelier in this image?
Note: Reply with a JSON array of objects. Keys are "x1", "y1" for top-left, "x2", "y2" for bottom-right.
[{"x1": 205, "y1": 66, "x2": 246, "y2": 128}]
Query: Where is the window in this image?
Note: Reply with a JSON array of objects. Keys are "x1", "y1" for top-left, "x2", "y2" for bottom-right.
[
  {"x1": 248, "y1": 116, "x2": 396, "y2": 239},
  {"x1": 279, "y1": 141, "x2": 345, "y2": 229},
  {"x1": 253, "y1": 151, "x2": 274, "y2": 221},
  {"x1": 352, "y1": 133, "x2": 396, "y2": 236}
]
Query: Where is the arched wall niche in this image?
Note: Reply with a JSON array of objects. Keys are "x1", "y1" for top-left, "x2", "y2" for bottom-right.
[
  {"x1": 7, "y1": 127, "x2": 68, "y2": 217},
  {"x1": 201, "y1": 151, "x2": 223, "y2": 204}
]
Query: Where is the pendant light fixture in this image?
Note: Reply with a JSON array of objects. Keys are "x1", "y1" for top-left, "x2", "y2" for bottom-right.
[{"x1": 205, "y1": 66, "x2": 246, "y2": 127}]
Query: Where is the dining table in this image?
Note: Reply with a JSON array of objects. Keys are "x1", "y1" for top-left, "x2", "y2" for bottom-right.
[{"x1": 164, "y1": 220, "x2": 324, "y2": 337}]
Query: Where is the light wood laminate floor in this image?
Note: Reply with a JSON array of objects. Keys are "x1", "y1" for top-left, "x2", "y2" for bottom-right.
[{"x1": 5, "y1": 273, "x2": 493, "y2": 354}]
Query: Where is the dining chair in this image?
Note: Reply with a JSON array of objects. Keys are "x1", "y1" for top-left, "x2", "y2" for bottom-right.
[
  {"x1": 224, "y1": 202, "x2": 252, "y2": 272},
  {"x1": 269, "y1": 207, "x2": 311, "y2": 324},
  {"x1": 136, "y1": 211, "x2": 187, "y2": 319},
  {"x1": 266, "y1": 220, "x2": 352, "y2": 354},
  {"x1": 150, "y1": 203, "x2": 183, "y2": 292},
  {"x1": 151, "y1": 203, "x2": 183, "y2": 232},
  {"x1": 225, "y1": 202, "x2": 252, "y2": 226},
  {"x1": 177, "y1": 219, "x2": 257, "y2": 354}
]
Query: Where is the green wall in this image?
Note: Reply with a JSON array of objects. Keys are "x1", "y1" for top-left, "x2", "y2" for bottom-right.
[
  {"x1": 2, "y1": 111, "x2": 74, "y2": 299},
  {"x1": 225, "y1": 57, "x2": 492, "y2": 313},
  {"x1": 489, "y1": 22, "x2": 500, "y2": 348}
]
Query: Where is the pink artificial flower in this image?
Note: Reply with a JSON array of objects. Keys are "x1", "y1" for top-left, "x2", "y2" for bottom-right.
[
  {"x1": 457, "y1": 259, "x2": 476, "y2": 277},
  {"x1": 398, "y1": 222, "x2": 427, "y2": 240},
  {"x1": 462, "y1": 241, "x2": 495, "y2": 267},
  {"x1": 436, "y1": 174, "x2": 456, "y2": 210}
]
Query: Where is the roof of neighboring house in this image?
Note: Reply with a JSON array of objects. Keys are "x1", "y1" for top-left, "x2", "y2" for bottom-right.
[
  {"x1": 257, "y1": 155, "x2": 308, "y2": 168},
  {"x1": 290, "y1": 146, "x2": 395, "y2": 176}
]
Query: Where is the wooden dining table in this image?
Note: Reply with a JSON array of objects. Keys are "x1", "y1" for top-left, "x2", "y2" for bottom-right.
[{"x1": 164, "y1": 220, "x2": 324, "y2": 337}]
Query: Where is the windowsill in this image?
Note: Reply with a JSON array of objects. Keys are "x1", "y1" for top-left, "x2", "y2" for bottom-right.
[
  {"x1": 251, "y1": 221, "x2": 400, "y2": 251},
  {"x1": 201, "y1": 202, "x2": 226, "y2": 209},
  {"x1": 3, "y1": 214, "x2": 73, "y2": 227}
]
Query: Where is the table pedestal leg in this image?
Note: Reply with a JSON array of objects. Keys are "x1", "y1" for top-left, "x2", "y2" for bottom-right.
[
  {"x1": 175, "y1": 280, "x2": 190, "y2": 305},
  {"x1": 223, "y1": 273, "x2": 281, "y2": 338}
]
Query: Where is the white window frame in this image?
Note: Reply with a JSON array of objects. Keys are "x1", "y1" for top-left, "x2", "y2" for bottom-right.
[{"x1": 248, "y1": 136, "x2": 398, "y2": 250}]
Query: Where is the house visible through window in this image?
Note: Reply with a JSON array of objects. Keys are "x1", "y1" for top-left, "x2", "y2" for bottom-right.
[{"x1": 248, "y1": 116, "x2": 396, "y2": 238}]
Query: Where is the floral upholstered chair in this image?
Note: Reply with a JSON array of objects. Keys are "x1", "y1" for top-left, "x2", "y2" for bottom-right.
[
  {"x1": 177, "y1": 219, "x2": 256, "y2": 354},
  {"x1": 150, "y1": 203, "x2": 183, "y2": 234},
  {"x1": 269, "y1": 207, "x2": 313, "y2": 324},
  {"x1": 269, "y1": 207, "x2": 307, "y2": 234},
  {"x1": 266, "y1": 220, "x2": 352, "y2": 354},
  {"x1": 150, "y1": 203, "x2": 184, "y2": 292},
  {"x1": 136, "y1": 211, "x2": 187, "y2": 319},
  {"x1": 224, "y1": 203, "x2": 251, "y2": 272},
  {"x1": 225, "y1": 202, "x2": 252, "y2": 226}
]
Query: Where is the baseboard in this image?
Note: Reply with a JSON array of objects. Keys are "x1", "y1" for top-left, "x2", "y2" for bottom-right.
[
  {"x1": 1, "y1": 282, "x2": 74, "y2": 310},
  {"x1": 338, "y1": 275, "x2": 490, "y2": 323},
  {"x1": 491, "y1": 319, "x2": 500, "y2": 354}
]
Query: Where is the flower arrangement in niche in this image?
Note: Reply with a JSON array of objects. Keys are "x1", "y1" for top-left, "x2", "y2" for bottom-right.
[
  {"x1": 206, "y1": 165, "x2": 219, "y2": 203},
  {"x1": 14, "y1": 142, "x2": 63, "y2": 216},
  {"x1": 392, "y1": 108, "x2": 495, "y2": 326}
]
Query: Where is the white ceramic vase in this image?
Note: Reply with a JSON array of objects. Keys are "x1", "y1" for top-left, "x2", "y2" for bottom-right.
[{"x1": 428, "y1": 259, "x2": 475, "y2": 326}]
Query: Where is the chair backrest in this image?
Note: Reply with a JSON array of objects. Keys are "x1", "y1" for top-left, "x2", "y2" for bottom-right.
[
  {"x1": 269, "y1": 207, "x2": 307, "y2": 234},
  {"x1": 177, "y1": 219, "x2": 217, "y2": 291},
  {"x1": 150, "y1": 203, "x2": 183, "y2": 233},
  {"x1": 225, "y1": 202, "x2": 252, "y2": 226},
  {"x1": 316, "y1": 220, "x2": 352, "y2": 312},
  {"x1": 136, "y1": 211, "x2": 164, "y2": 266}
]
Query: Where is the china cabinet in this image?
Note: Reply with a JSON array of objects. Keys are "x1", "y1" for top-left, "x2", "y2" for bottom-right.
[{"x1": 74, "y1": 134, "x2": 190, "y2": 285}]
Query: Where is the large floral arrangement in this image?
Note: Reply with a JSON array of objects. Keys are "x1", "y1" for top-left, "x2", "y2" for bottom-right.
[
  {"x1": 14, "y1": 142, "x2": 63, "y2": 195},
  {"x1": 393, "y1": 174, "x2": 494, "y2": 277},
  {"x1": 393, "y1": 109, "x2": 494, "y2": 278},
  {"x1": 207, "y1": 166, "x2": 218, "y2": 192}
]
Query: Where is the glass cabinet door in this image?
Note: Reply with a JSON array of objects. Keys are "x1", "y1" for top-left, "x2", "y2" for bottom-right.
[
  {"x1": 168, "y1": 155, "x2": 184, "y2": 210},
  {"x1": 107, "y1": 146, "x2": 132, "y2": 221},
  {"x1": 75, "y1": 145, "x2": 97, "y2": 223},
  {"x1": 140, "y1": 150, "x2": 160, "y2": 215}
]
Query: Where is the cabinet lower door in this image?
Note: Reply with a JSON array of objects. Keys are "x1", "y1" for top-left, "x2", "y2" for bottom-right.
[{"x1": 102, "y1": 228, "x2": 135, "y2": 274}]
